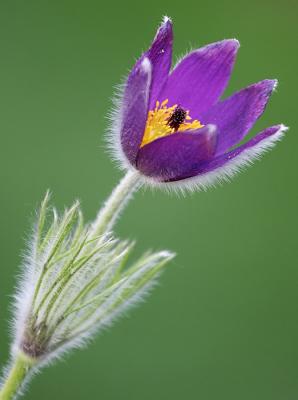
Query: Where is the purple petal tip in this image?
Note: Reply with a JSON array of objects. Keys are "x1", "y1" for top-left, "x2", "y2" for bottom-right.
[
  {"x1": 223, "y1": 39, "x2": 240, "y2": 57},
  {"x1": 257, "y1": 79, "x2": 278, "y2": 95},
  {"x1": 192, "y1": 38, "x2": 240, "y2": 65},
  {"x1": 214, "y1": 38, "x2": 240, "y2": 52},
  {"x1": 154, "y1": 16, "x2": 173, "y2": 41},
  {"x1": 226, "y1": 38, "x2": 240, "y2": 48}
]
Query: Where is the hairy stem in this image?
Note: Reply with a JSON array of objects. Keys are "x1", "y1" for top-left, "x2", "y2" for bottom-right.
[
  {"x1": 0, "y1": 354, "x2": 35, "y2": 400},
  {"x1": 90, "y1": 170, "x2": 141, "y2": 237}
]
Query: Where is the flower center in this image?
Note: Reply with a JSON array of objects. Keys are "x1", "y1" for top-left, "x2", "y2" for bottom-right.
[
  {"x1": 141, "y1": 99, "x2": 204, "y2": 147},
  {"x1": 167, "y1": 106, "x2": 187, "y2": 130}
]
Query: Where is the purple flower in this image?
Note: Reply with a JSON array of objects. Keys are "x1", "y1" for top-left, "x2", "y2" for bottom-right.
[{"x1": 111, "y1": 17, "x2": 286, "y2": 191}]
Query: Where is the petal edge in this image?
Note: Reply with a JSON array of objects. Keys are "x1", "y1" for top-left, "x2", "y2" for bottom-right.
[
  {"x1": 159, "y1": 39, "x2": 240, "y2": 117},
  {"x1": 202, "y1": 79, "x2": 278, "y2": 155},
  {"x1": 120, "y1": 57, "x2": 152, "y2": 165},
  {"x1": 137, "y1": 125, "x2": 218, "y2": 181},
  {"x1": 143, "y1": 124, "x2": 287, "y2": 193},
  {"x1": 147, "y1": 17, "x2": 173, "y2": 109}
]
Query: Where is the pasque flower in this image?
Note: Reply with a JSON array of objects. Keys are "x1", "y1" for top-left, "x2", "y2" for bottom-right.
[
  {"x1": 113, "y1": 17, "x2": 286, "y2": 190},
  {"x1": 0, "y1": 17, "x2": 287, "y2": 400}
]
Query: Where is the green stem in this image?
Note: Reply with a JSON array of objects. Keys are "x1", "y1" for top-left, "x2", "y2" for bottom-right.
[
  {"x1": 90, "y1": 170, "x2": 141, "y2": 237},
  {"x1": 0, "y1": 354, "x2": 35, "y2": 400}
]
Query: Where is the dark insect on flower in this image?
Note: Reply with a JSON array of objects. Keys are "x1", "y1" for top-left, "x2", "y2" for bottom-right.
[{"x1": 167, "y1": 106, "x2": 187, "y2": 131}]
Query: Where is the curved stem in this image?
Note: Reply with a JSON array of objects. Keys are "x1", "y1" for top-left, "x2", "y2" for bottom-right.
[
  {"x1": 0, "y1": 354, "x2": 35, "y2": 400},
  {"x1": 90, "y1": 170, "x2": 141, "y2": 237}
]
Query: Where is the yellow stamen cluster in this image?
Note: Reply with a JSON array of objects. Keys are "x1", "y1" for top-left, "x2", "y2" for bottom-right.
[{"x1": 141, "y1": 99, "x2": 204, "y2": 147}]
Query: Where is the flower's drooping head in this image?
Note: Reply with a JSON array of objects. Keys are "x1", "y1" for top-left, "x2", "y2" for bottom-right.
[{"x1": 111, "y1": 17, "x2": 286, "y2": 191}]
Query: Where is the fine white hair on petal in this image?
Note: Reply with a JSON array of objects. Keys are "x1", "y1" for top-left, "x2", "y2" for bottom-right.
[
  {"x1": 162, "y1": 15, "x2": 172, "y2": 24},
  {"x1": 141, "y1": 125, "x2": 288, "y2": 196},
  {"x1": 105, "y1": 78, "x2": 134, "y2": 172},
  {"x1": 105, "y1": 56, "x2": 152, "y2": 172}
]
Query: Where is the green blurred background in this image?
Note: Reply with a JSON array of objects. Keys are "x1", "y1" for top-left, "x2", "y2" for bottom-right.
[{"x1": 0, "y1": 0, "x2": 297, "y2": 399}]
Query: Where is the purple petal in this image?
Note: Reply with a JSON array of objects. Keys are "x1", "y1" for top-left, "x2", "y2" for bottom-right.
[
  {"x1": 202, "y1": 79, "x2": 277, "y2": 155},
  {"x1": 167, "y1": 125, "x2": 286, "y2": 184},
  {"x1": 136, "y1": 125, "x2": 217, "y2": 181},
  {"x1": 159, "y1": 39, "x2": 239, "y2": 117},
  {"x1": 146, "y1": 17, "x2": 173, "y2": 109},
  {"x1": 120, "y1": 57, "x2": 152, "y2": 165}
]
